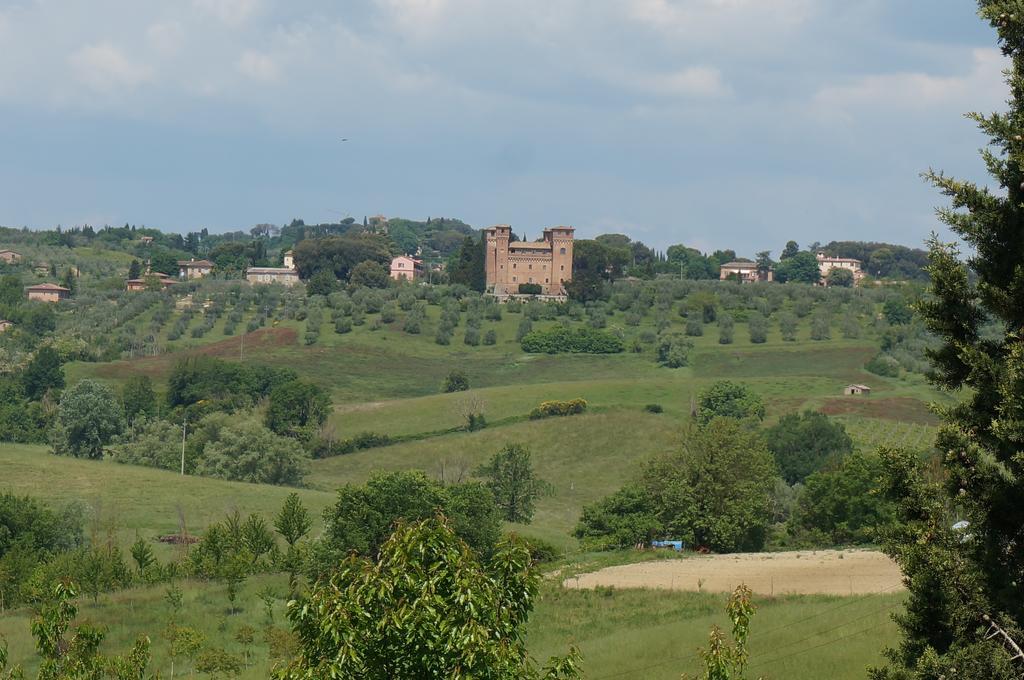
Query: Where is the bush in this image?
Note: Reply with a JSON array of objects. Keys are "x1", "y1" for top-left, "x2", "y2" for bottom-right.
[
  {"x1": 464, "y1": 326, "x2": 480, "y2": 346},
  {"x1": 778, "y1": 312, "x2": 798, "y2": 341},
  {"x1": 718, "y1": 313, "x2": 734, "y2": 345},
  {"x1": 483, "y1": 329, "x2": 497, "y2": 345},
  {"x1": 435, "y1": 327, "x2": 452, "y2": 345},
  {"x1": 748, "y1": 313, "x2": 768, "y2": 344},
  {"x1": 697, "y1": 380, "x2": 765, "y2": 426},
  {"x1": 529, "y1": 398, "x2": 587, "y2": 420},
  {"x1": 810, "y1": 313, "x2": 831, "y2": 340},
  {"x1": 518, "y1": 283, "x2": 542, "y2": 295},
  {"x1": 644, "y1": 403, "x2": 664, "y2": 414},
  {"x1": 865, "y1": 352, "x2": 901, "y2": 377},
  {"x1": 655, "y1": 332, "x2": 693, "y2": 368},
  {"x1": 515, "y1": 317, "x2": 533, "y2": 342},
  {"x1": 312, "y1": 432, "x2": 394, "y2": 458},
  {"x1": 520, "y1": 326, "x2": 624, "y2": 354},
  {"x1": 685, "y1": 317, "x2": 703, "y2": 337},
  {"x1": 443, "y1": 370, "x2": 470, "y2": 393}
]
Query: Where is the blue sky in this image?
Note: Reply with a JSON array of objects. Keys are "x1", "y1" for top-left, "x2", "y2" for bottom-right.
[{"x1": 0, "y1": 0, "x2": 1007, "y2": 255}]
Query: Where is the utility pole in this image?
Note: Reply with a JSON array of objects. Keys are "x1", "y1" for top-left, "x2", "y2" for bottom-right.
[
  {"x1": 240, "y1": 331, "x2": 244, "y2": 360},
  {"x1": 180, "y1": 414, "x2": 187, "y2": 476}
]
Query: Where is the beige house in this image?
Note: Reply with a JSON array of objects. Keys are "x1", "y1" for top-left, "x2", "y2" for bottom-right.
[
  {"x1": 485, "y1": 225, "x2": 574, "y2": 296},
  {"x1": 844, "y1": 384, "x2": 872, "y2": 395},
  {"x1": 0, "y1": 250, "x2": 22, "y2": 264},
  {"x1": 26, "y1": 283, "x2": 70, "y2": 303},
  {"x1": 390, "y1": 255, "x2": 423, "y2": 281},
  {"x1": 177, "y1": 258, "x2": 214, "y2": 279},
  {"x1": 719, "y1": 261, "x2": 772, "y2": 283},
  {"x1": 246, "y1": 267, "x2": 300, "y2": 286},
  {"x1": 127, "y1": 272, "x2": 176, "y2": 291},
  {"x1": 0, "y1": 320, "x2": 13, "y2": 333},
  {"x1": 283, "y1": 250, "x2": 295, "y2": 269},
  {"x1": 817, "y1": 253, "x2": 865, "y2": 284}
]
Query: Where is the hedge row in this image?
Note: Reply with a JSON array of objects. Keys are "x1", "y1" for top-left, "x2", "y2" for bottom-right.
[
  {"x1": 520, "y1": 326, "x2": 624, "y2": 354},
  {"x1": 529, "y1": 398, "x2": 588, "y2": 420},
  {"x1": 312, "y1": 431, "x2": 393, "y2": 459}
]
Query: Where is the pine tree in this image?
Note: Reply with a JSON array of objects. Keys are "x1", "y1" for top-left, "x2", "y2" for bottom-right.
[{"x1": 873, "y1": 3, "x2": 1024, "y2": 678}]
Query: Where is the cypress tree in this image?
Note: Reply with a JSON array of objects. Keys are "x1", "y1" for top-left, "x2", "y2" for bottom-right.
[{"x1": 874, "y1": 4, "x2": 1024, "y2": 678}]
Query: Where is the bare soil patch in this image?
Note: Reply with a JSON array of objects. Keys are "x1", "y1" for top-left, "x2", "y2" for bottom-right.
[
  {"x1": 564, "y1": 550, "x2": 903, "y2": 596},
  {"x1": 820, "y1": 396, "x2": 937, "y2": 424}
]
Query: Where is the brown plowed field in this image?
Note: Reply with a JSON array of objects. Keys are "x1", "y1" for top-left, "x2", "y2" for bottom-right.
[{"x1": 563, "y1": 550, "x2": 903, "y2": 596}]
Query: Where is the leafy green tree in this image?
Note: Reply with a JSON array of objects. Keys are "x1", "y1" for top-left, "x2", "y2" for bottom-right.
[
  {"x1": 443, "y1": 369, "x2": 469, "y2": 393},
  {"x1": 717, "y1": 313, "x2": 734, "y2": 345},
  {"x1": 121, "y1": 375, "x2": 157, "y2": 423},
  {"x1": 197, "y1": 421, "x2": 309, "y2": 486},
  {"x1": 872, "y1": 5, "x2": 1024, "y2": 677},
  {"x1": 447, "y1": 234, "x2": 486, "y2": 291},
  {"x1": 574, "y1": 484, "x2": 661, "y2": 550},
  {"x1": 349, "y1": 260, "x2": 389, "y2": 288},
  {"x1": 790, "y1": 452, "x2": 894, "y2": 546},
  {"x1": 765, "y1": 411, "x2": 853, "y2": 484},
  {"x1": 317, "y1": 471, "x2": 501, "y2": 567},
  {"x1": 278, "y1": 517, "x2": 581, "y2": 680},
  {"x1": 774, "y1": 251, "x2": 820, "y2": 284},
  {"x1": 882, "y1": 297, "x2": 913, "y2": 325},
  {"x1": 747, "y1": 312, "x2": 768, "y2": 344},
  {"x1": 264, "y1": 379, "x2": 331, "y2": 436},
  {"x1": 780, "y1": 240, "x2": 800, "y2": 260},
  {"x1": 306, "y1": 269, "x2": 340, "y2": 296},
  {"x1": 293, "y1": 233, "x2": 392, "y2": 281},
  {"x1": 111, "y1": 417, "x2": 184, "y2": 472},
  {"x1": 696, "y1": 381, "x2": 765, "y2": 426},
  {"x1": 21, "y1": 346, "x2": 64, "y2": 401},
  {"x1": 477, "y1": 444, "x2": 550, "y2": 523},
  {"x1": 51, "y1": 380, "x2": 125, "y2": 459},
  {"x1": 127, "y1": 259, "x2": 142, "y2": 280},
  {"x1": 275, "y1": 492, "x2": 312, "y2": 593},
  {"x1": 566, "y1": 240, "x2": 623, "y2": 301},
  {"x1": 656, "y1": 332, "x2": 694, "y2": 368},
  {"x1": 810, "y1": 312, "x2": 831, "y2": 340},
  {"x1": 643, "y1": 418, "x2": 777, "y2": 552},
  {"x1": 827, "y1": 267, "x2": 855, "y2": 287},
  {"x1": 778, "y1": 312, "x2": 798, "y2": 341}
]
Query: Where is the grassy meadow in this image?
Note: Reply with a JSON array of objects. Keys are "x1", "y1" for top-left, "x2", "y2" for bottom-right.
[{"x1": 0, "y1": 280, "x2": 940, "y2": 677}]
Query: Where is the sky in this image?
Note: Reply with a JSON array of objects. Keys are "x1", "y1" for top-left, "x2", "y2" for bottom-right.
[{"x1": 0, "y1": 0, "x2": 1008, "y2": 255}]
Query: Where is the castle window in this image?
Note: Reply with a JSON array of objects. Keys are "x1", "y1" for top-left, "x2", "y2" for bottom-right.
[
  {"x1": 528, "y1": 264, "x2": 532, "y2": 270},
  {"x1": 560, "y1": 265, "x2": 564, "y2": 271},
  {"x1": 513, "y1": 276, "x2": 517, "y2": 282},
  {"x1": 513, "y1": 263, "x2": 516, "y2": 269},
  {"x1": 545, "y1": 278, "x2": 549, "y2": 283},
  {"x1": 529, "y1": 277, "x2": 533, "y2": 283},
  {"x1": 560, "y1": 247, "x2": 566, "y2": 255}
]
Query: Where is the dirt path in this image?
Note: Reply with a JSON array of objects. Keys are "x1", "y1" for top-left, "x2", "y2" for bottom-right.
[{"x1": 563, "y1": 550, "x2": 904, "y2": 596}]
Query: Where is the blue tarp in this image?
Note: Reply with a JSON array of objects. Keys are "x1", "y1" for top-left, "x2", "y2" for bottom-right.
[{"x1": 651, "y1": 540, "x2": 685, "y2": 551}]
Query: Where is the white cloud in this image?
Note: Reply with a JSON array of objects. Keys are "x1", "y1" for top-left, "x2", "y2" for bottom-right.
[
  {"x1": 632, "y1": 66, "x2": 731, "y2": 98},
  {"x1": 192, "y1": 0, "x2": 263, "y2": 27},
  {"x1": 68, "y1": 42, "x2": 153, "y2": 93},
  {"x1": 627, "y1": 0, "x2": 814, "y2": 44},
  {"x1": 147, "y1": 21, "x2": 184, "y2": 55},
  {"x1": 813, "y1": 48, "x2": 1007, "y2": 117},
  {"x1": 236, "y1": 50, "x2": 281, "y2": 82}
]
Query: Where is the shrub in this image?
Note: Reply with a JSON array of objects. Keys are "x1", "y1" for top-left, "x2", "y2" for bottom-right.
[
  {"x1": 529, "y1": 398, "x2": 587, "y2": 419},
  {"x1": 778, "y1": 312, "x2": 798, "y2": 341},
  {"x1": 748, "y1": 313, "x2": 768, "y2": 344},
  {"x1": 312, "y1": 432, "x2": 394, "y2": 458},
  {"x1": 685, "y1": 317, "x2": 703, "y2": 337},
  {"x1": 483, "y1": 329, "x2": 497, "y2": 345},
  {"x1": 334, "y1": 318, "x2": 352, "y2": 334},
  {"x1": 865, "y1": 352, "x2": 901, "y2": 377},
  {"x1": 464, "y1": 326, "x2": 480, "y2": 346},
  {"x1": 443, "y1": 370, "x2": 470, "y2": 393},
  {"x1": 644, "y1": 403, "x2": 664, "y2": 414},
  {"x1": 435, "y1": 327, "x2": 452, "y2": 345},
  {"x1": 515, "y1": 317, "x2": 533, "y2": 342},
  {"x1": 810, "y1": 313, "x2": 831, "y2": 340},
  {"x1": 656, "y1": 332, "x2": 693, "y2": 368},
  {"x1": 518, "y1": 283, "x2": 542, "y2": 295},
  {"x1": 520, "y1": 326, "x2": 624, "y2": 354},
  {"x1": 718, "y1": 313, "x2": 735, "y2": 345}
]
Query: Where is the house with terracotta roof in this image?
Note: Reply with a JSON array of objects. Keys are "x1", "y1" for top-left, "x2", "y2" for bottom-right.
[
  {"x1": 177, "y1": 258, "x2": 214, "y2": 279},
  {"x1": 25, "y1": 283, "x2": 70, "y2": 303},
  {"x1": 390, "y1": 255, "x2": 423, "y2": 281},
  {"x1": 817, "y1": 252, "x2": 866, "y2": 285},
  {"x1": 126, "y1": 272, "x2": 176, "y2": 291},
  {"x1": 246, "y1": 267, "x2": 300, "y2": 286},
  {"x1": 719, "y1": 261, "x2": 773, "y2": 283},
  {"x1": 0, "y1": 250, "x2": 22, "y2": 264}
]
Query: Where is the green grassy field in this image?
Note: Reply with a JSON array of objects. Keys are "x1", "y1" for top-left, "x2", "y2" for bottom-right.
[
  {"x1": 2, "y1": 285, "x2": 942, "y2": 678},
  {"x1": 0, "y1": 566, "x2": 903, "y2": 680}
]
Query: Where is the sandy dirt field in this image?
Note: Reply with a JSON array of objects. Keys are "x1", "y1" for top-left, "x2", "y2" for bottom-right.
[{"x1": 563, "y1": 550, "x2": 904, "y2": 596}]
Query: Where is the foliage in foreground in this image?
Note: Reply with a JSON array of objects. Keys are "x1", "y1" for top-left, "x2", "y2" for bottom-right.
[
  {"x1": 872, "y1": 3, "x2": 1024, "y2": 677},
  {"x1": 278, "y1": 517, "x2": 581, "y2": 680}
]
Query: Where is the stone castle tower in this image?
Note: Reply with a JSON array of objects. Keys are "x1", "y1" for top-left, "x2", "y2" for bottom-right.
[{"x1": 484, "y1": 225, "x2": 574, "y2": 296}]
